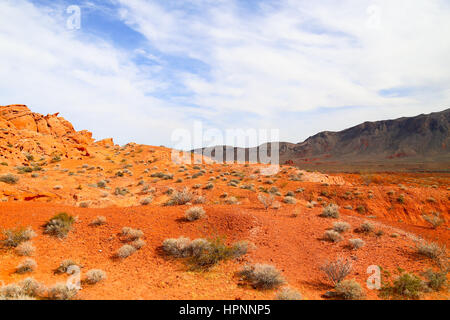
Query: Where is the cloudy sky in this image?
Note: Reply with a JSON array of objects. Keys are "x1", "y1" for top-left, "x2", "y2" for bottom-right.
[{"x1": 1, "y1": 0, "x2": 449, "y2": 148}]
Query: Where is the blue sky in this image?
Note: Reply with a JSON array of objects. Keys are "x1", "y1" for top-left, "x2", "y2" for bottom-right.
[{"x1": 1, "y1": 0, "x2": 449, "y2": 148}]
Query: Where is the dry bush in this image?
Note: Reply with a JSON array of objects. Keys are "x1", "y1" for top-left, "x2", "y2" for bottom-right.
[
  {"x1": 225, "y1": 196, "x2": 239, "y2": 205},
  {"x1": 358, "y1": 222, "x2": 374, "y2": 233},
  {"x1": 16, "y1": 258, "x2": 37, "y2": 274},
  {"x1": 15, "y1": 241, "x2": 35, "y2": 256},
  {"x1": 48, "y1": 283, "x2": 78, "y2": 300},
  {"x1": 422, "y1": 213, "x2": 444, "y2": 229},
  {"x1": 192, "y1": 196, "x2": 206, "y2": 204},
  {"x1": 348, "y1": 238, "x2": 365, "y2": 250},
  {"x1": 116, "y1": 244, "x2": 136, "y2": 259},
  {"x1": 422, "y1": 268, "x2": 448, "y2": 291},
  {"x1": 162, "y1": 237, "x2": 192, "y2": 257},
  {"x1": 0, "y1": 173, "x2": 19, "y2": 185},
  {"x1": 85, "y1": 269, "x2": 106, "y2": 284},
  {"x1": 239, "y1": 264, "x2": 285, "y2": 290},
  {"x1": 185, "y1": 207, "x2": 206, "y2": 221},
  {"x1": 90, "y1": 216, "x2": 106, "y2": 226},
  {"x1": 44, "y1": 212, "x2": 75, "y2": 238},
  {"x1": 1, "y1": 227, "x2": 36, "y2": 248},
  {"x1": 0, "y1": 278, "x2": 46, "y2": 300},
  {"x1": 131, "y1": 238, "x2": 146, "y2": 250},
  {"x1": 333, "y1": 221, "x2": 350, "y2": 233},
  {"x1": 415, "y1": 240, "x2": 447, "y2": 262},
  {"x1": 335, "y1": 279, "x2": 364, "y2": 300},
  {"x1": 55, "y1": 259, "x2": 79, "y2": 274},
  {"x1": 321, "y1": 258, "x2": 353, "y2": 285},
  {"x1": 258, "y1": 193, "x2": 274, "y2": 210},
  {"x1": 275, "y1": 287, "x2": 302, "y2": 300},
  {"x1": 166, "y1": 187, "x2": 194, "y2": 205},
  {"x1": 283, "y1": 196, "x2": 297, "y2": 204},
  {"x1": 320, "y1": 204, "x2": 340, "y2": 218},
  {"x1": 121, "y1": 227, "x2": 144, "y2": 241},
  {"x1": 140, "y1": 197, "x2": 153, "y2": 205},
  {"x1": 324, "y1": 230, "x2": 343, "y2": 243}
]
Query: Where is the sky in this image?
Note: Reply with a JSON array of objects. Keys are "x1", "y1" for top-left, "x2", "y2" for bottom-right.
[{"x1": 0, "y1": 0, "x2": 449, "y2": 148}]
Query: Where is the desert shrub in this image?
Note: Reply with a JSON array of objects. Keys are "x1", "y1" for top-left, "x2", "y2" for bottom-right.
[
  {"x1": 333, "y1": 222, "x2": 350, "y2": 233},
  {"x1": 185, "y1": 207, "x2": 206, "y2": 221},
  {"x1": 422, "y1": 268, "x2": 448, "y2": 291},
  {"x1": 121, "y1": 227, "x2": 144, "y2": 241},
  {"x1": 225, "y1": 196, "x2": 239, "y2": 205},
  {"x1": 335, "y1": 279, "x2": 364, "y2": 300},
  {"x1": 48, "y1": 283, "x2": 77, "y2": 300},
  {"x1": 203, "y1": 183, "x2": 214, "y2": 190},
  {"x1": 166, "y1": 187, "x2": 194, "y2": 206},
  {"x1": 231, "y1": 241, "x2": 250, "y2": 258},
  {"x1": 348, "y1": 238, "x2": 365, "y2": 250},
  {"x1": 19, "y1": 278, "x2": 45, "y2": 297},
  {"x1": 0, "y1": 278, "x2": 45, "y2": 300},
  {"x1": 275, "y1": 287, "x2": 302, "y2": 300},
  {"x1": 85, "y1": 269, "x2": 106, "y2": 284},
  {"x1": 422, "y1": 213, "x2": 444, "y2": 229},
  {"x1": 283, "y1": 196, "x2": 297, "y2": 204},
  {"x1": 116, "y1": 244, "x2": 136, "y2": 259},
  {"x1": 324, "y1": 230, "x2": 343, "y2": 243},
  {"x1": 55, "y1": 259, "x2": 79, "y2": 274},
  {"x1": 321, "y1": 258, "x2": 352, "y2": 285},
  {"x1": 91, "y1": 216, "x2": 106, "y2": 226},
  {"x1": 131, "y1": 238, "x2": 146, "y2": 250},
  {"x1": 140, "y1": 197, "x2": 153, "y2": 205},
  {"x1": 97, "y1": 180, "x2": 107, "y2": 188},
  {"x1": 239, "y1": 264, "x2": 285, "y2": 290},
  {"x1": 258, "y1": 193, "x2": 274, "y2": 210},
  {"x1": 0, "y1": 174, "x2": 19, "y2": 184},
  {"x1": 15, "y1": 241, "x2": 35, "y2": 256},
  {"x1": 358, "y1": 221, "x2": 374, "y2": 233},
  {"x1": 192, "y1": 196, "x2": 206, "y2": 204},
  {"x1": 44, "y1": 212, "x2": 75, "y2": 238},
  {"x1": 16, "y1": 258, "x2": 37, "y2": 274},
  {"x1": 79, "y1": 201, "x2": 90, "y2": 208},
  {"x1": 415, "y1": 240, "x2": 446, "y2": 262},
  {"x1": 1, "y1": 227, "x2": 36, "y2": 248},
  {"x1": 162, "y1": 237, "x2": 192, "y2": 258},
  {"x1": 381, "y1": 272, "x2": 425, "y2": 299},
  {"x1": 320, "y1": 204, "x2": 340, "y2": 218},
  {"x1": 285, "y1": 191, "x2": 295, "y2": 197}
]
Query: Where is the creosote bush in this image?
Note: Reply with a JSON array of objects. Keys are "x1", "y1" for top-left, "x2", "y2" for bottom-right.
[
  {"x1": 185, "y1": 206, "x2": 206, "y2": 221},
  {"x1": 44, "y1": 212, "x2": 75, "y2": 238},
  {"x1": 1, "y1": 227, "x2": 36, "y2": 248},
  {"x1": 239, "y1": 264, "x2": 285, "y2": 290},
  {"x1": 275, "y1": 287, "x2": 302, "y2": 300},
  {"x1": 320, "y1": 204, "x2": 340, "y2": 218}
]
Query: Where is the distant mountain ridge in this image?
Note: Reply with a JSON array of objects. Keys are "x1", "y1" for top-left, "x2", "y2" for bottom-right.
[{"x1": 193, "y1": 108, "x2": 450, "y2": 168}]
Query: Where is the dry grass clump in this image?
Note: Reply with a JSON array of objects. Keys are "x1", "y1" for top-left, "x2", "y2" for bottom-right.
[
  {"x1": 415, "y1": 240, "x2": 447, "y2": 262},
  {"x1": 90, "y1": 216, "x2": 106, "y2": 226},
  {"x1": 1, "y1": 227, "x2": 36, "y2": 248},
  {"x1": 48, "y1": 283, "x2": 78, "y2": 300},
  {"x1": 321, "y1": 258, "x2": 352, "y2": 286},
  {"x1": 333, "y1": 221, "x2": 350, "y2": 233},
  {"x1": 283, "y1": 196, "x2": 297, "y2": 204},
  {"x1": 140, "y1": 197, "x2": 153, "y2": 205},
  {"x1": 44, "y1": 212, "x2": 75, "y2": 238},
  {"x1": 320, "y1": 204, "x2": 340, "y2": 218},
  {"x1": 335, "y1": 279, "x2": 364, "y2": 300},
  {"x1": 15, "y1": 241, "x2": 35, "y2": 256},
  {"x1": 16, "y1": 258, "x2": 37, "y2": 274},
  {"x1": 55, "y1": 259, "x2": 79, "y2": 274},
  {"x1": 324, "y1": 230, "x2": 343, "y2": 243},
  {"x1": 225, "y1": 196, "x2": 239, "y2": 205},
  {"x1": 116, "y1": 244, "x2": 137, "y2": 259},
  {"x1": 257, "y1": 193, "x2": 274, "y2": 210},
  {"x1": 131, "y1": 238, "x2": 146, "y2": 249},
  {"x1": 166, "y1": 187, "x2": 194, "y2": 205},
  {"x1": 239, "y1": 264, "x2": 285, "y2": 290},
  {"x1": 85, "y1": 269, "x2": 107, "y2": 284},
  {"x1": 358, "y1": 221, "x2": 374, "y2": 233},
  {"x1": 422, "y1": 212, "x2": 444, "y2": 229},
  {"x1": 348, "y1": 238, "x2": 365, "y2": 250},
  {"x1": 0, "y1": 173, "x2": 19, "y2": 184},
  {"x1": 162, "y1": 236, "x2": 248, "y2": 270},
  {"x1": 121, "y1": 227, "x2": 144, "y2": 241},
  {"x1": 0, "y1": 278, "x2": 46, "y2": 300},
  {"x1": 275, "y1": 287, "x2": 302, "y2": 300},
  {"x1": 185, "y1": 206, "x2": 206, "y2": 221}
]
